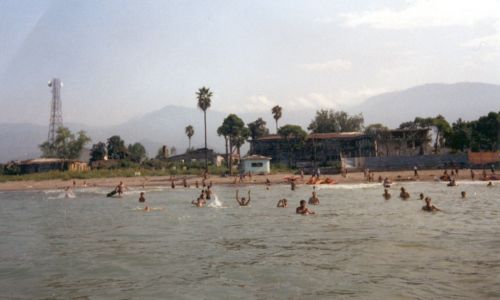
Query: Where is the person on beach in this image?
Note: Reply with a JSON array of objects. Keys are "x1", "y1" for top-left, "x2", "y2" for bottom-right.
[
  {"x1": 138, "y1": 192, "x2": 145, "y2": 203},
  {"x1": 195, "y1": 181, "x2": 199, "y2": 188},
  {"x1": 422, "y1": 197, "x2": 441, "y2": 212},
  {"x1": 461, "y1": 191, "x2": 466, "y2": 199},
  {"x1": 470, "y1": 169, "x2": 475, "y2": 180},
  {"x1": 308, "y1": 191, "x2": 320, "y2": 205},
  {"x1": 277, "y1": 199, "x2": 288, "y2": 208},
  {"x1": 171, "y1": 180, "x2": 175, "y2": 189},
  {"x1": 414, "y1": 166, "x2": 418, "y2": 177},
  {"x1": 383, "y1": 189, "x2": 391, "y2": 200},
  {"x1": 183, "y1": 177, "x2": 188, "y2": 188},
  {"x1": 291, "y1": 180, "x2": 296, "y2": 191},
  {"x1": 235, "y1": 190, "x2": 251, "y2": 206},
  {"x1": 399, "y1": 187, "x2": 410, "y2": 200},
  {"x1": 296, "y1": 200, "x2": 315, "y2": 215}
]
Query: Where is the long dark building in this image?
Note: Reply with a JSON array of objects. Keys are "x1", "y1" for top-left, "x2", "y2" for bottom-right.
[
  {"x1": 250, "y1": 128, "x2": 432, "y2": 167},
  {"x1": 250, "y1": 132, "x2": 375, "y2": 166}
]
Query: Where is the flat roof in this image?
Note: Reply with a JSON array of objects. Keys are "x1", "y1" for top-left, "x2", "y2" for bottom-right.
[{"x1": 241, "y1": 155, "x2": 272, "y2": 161}]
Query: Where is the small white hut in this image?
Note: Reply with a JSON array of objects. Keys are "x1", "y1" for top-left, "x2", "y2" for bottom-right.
[{"x1": 240, "y1": 155, "x2": 271, "y2": 174}]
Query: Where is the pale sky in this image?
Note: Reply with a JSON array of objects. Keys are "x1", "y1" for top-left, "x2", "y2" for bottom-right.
[{"x1": 1, "y1": 0, "x2": 499, "y2": 126}]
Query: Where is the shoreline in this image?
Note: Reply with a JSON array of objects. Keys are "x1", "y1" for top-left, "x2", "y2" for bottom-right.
[{"x1": 0, "y1": 169, "x2": 494, "y2": 192}]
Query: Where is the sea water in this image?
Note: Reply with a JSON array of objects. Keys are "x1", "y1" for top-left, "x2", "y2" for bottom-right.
[{"x1": 0, "y1": 182, "x2": 499, "y2": 299}]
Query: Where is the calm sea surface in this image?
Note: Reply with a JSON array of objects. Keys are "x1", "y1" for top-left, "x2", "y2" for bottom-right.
[{"x1": 0, "y1": 181, "x2": 499, "y2": 299}]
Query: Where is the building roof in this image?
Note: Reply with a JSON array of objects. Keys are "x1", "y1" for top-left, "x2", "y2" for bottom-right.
[
  {"x1": 255, "y1": 132, "x2": 367, "y2": 141},
  {"x1": 18, "y1": 158, "x2": 85, "y2": 165},
  {"x1": 241, "y1": 155, "x2": 272, "y2": 161},
  {"x1": 308, "y1": 132, "x2": 367, "y2": 140}
]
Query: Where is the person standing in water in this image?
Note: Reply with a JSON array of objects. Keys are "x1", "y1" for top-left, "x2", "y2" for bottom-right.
[
  {"x1": 422, "y1": 197, "x2": 441, "y2": 212},
  {"x1": 296, "y1": 200, "x2": 315, "y2": 215},
  {"x1": 461, "y1": 191, "x2": 466, "y2": 199},
  {"x1": 116, "y1": 181, "x2": 127, "y2": 197},
  {"x1": 383, "y1": 189, "x2": 391, "y2": 200},
  {"x1": 138, "y1": 192, "x2": 146, "y2": 203},
  {"x1": 308, "y1": 191, "x2": 320, "y2": 205},
  {"x1": 399, "y1": 187, "x2": 410, "y2": 200},
  {"x1": 235, "y1": 190, "x2": 251, "y2": 206}
]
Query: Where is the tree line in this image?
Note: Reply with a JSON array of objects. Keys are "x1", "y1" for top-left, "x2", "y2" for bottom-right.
[{"x1": 37, "y1": 85, "x2": 499, "y2": 171}]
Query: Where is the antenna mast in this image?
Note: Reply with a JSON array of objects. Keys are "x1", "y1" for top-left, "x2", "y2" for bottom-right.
[{"x1": 47, "y1": 78, "x2": 63, "y2": 144}]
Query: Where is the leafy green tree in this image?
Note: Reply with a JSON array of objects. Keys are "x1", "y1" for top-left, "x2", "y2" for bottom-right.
[
  {"x1": 364, "y1": 123, "x2": 389, "y2": 136},
  {"x1": 220, "y1": 114, "x2": 249, "y2": 173},
  {"x1": 39, "y1": 127, "x2": 91, "y2": 160},
  {"x1": 432, "y1": 115, "x2": 452, "y2": 151},
  {"x1": 308, "y1": 109, "x2": 364, "y2": 133},
  {"x1": 448, "y1": 118, "x2": 471, "y2": 152},
  {"x1": 248, "y1": 118, "x2": 269, "y2": 140},
  {"x1": 107, "y1": 135, "x2": 128, "y2": 160},
  {"x1": 217, "y1": 125, "x2": 229, "y2": 168},
  {"x1": 197, "y1": 86, "x2": 213, "y2": 171},
  {"x1": 271, "y1": 105, "x2": 282, "y2": 133},
  {"x1": 278, "y1": 124, "x2": 307, "y2": 166},
  {"x1": 185, "y1": 125, "x2": 194, "y2": 150},
  {"x1": 470, "y1": 111, "x2": 499, "y2": 151},
  {"x1": 89, "y1": 142, "x2": 107, "y2": 162},
  {"x1": 128, "y1": 142, "x2": 147, "y2": 163}
]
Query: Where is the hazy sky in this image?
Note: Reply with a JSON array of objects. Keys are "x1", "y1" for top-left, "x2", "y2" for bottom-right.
[{"x1": 1, "y1": 0, "x2": 499, "y2": 126}]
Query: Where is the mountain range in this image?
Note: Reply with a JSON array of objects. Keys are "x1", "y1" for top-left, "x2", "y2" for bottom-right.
[{"x1": 0, "y1": 82, "x2": 498, "y2": 163}]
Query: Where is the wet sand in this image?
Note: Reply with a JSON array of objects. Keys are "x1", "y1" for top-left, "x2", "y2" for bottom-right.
[{"x1": 0, "y1": 169, "x2": 492, "y2": 192}]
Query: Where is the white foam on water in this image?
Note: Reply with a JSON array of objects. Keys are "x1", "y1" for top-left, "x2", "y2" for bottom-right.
[
  {"x1": 207, "y1": 194, "x2": 224, "y2": 208},
  {"x1": 315, "y1": 183, "x2": 381, "y2": 190}
]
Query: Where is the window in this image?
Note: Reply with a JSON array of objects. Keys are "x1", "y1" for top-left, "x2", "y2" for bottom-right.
[{"x1": 251, "y1": 162, "x2": 263, "y2": 167}]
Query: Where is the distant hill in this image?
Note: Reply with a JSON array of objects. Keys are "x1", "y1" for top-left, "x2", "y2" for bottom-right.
[
  {"x1": 355, "y1": 82, "x2": 500, "y2": 127},
  {"x1": 1, "y1": 82, "x2": 498, "y2": 163}
]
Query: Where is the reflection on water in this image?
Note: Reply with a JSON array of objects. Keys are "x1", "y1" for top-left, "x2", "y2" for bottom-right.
[{"x1": 0, "y1": 182, "x2": 499, "y2": 299}]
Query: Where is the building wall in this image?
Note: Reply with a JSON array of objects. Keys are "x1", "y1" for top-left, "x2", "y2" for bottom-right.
[
  {"x1": 251, "y1": 136, "x2": 376, "y2": 166},
  {"x1": 242, "y1": 160, "x2": 270, "y2": 174}
]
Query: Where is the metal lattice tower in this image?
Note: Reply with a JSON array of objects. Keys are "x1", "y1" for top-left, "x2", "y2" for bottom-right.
[{"x1": 47, "y1": 78, "x2": 63, "y2": 144}]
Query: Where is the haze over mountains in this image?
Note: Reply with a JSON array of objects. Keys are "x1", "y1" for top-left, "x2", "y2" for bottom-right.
[{"x1": 1, "y1": 82, "x2": 498, "y2": 163}]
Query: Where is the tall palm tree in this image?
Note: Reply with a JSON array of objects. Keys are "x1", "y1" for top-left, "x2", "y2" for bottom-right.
[
  {"x1": 272, "y1": 105, "x2": 282, "y2": 133},
  {"x1": 196, "y1": 86, "x2": 213, "y2": 171},
  {"x1": 185, "y1": 125, "x2": 194, "y2": 151}
]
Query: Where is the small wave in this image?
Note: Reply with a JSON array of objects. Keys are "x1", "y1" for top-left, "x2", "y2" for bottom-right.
[
  {"x1": 316, "y1": 183, "x2": 381, "y2": 190},
  {"x1": 207, "y1": 194, "x2": 224, "y2": 208}
]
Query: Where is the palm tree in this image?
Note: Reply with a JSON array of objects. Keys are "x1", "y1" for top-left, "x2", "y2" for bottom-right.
[
  {"x1": 196, "y1": 86, "x2": 213, "y2": 171},
  {"x1": 272, "y1": 105, "x2": 282, "y2": 133},
  {"x1": 185, "y1": 125, "x2": 194, "y2": 151}
]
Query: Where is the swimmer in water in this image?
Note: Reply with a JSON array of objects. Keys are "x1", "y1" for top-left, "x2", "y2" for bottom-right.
[
  {"x1": 291, "y1": 180, "x2": 296, "y2": 191},
  {"x1": 139, "y1": 192, "x2": 145, "y2": 203},
  {"x1": 399, "y1": 187, "x2": 410, "y2": 200},
  {"x1": 191, "y1": 196, "x2": 206, "y2": 208},
  {"x1": 277, "y1": 199, "x2": 288, "y2": 208},
  {"x1": 419, "y1": 193, "x2": 424, "y2": 200},
  {"x1": 461, "y1": 191, "x2": 466, "y2": 199},
  {"x1": 422, "y1": 197, "x2": 441, "y2": 212},
  {"x1": 235, "y1": 190, "x2": 251, "y2": 206},
  {"x1": 206, "y1": 186, "x2": 213, "y2": 200},
  {"x1": 171, "y1": 180, "x2": 175, "y2": 189},
  {"x1": 308, "y1": 191, "x2": 320, "y2": 205},
  {"x1": 383, "y1": 189, "x2": 391, "y2": 200},
  {"x1": 447, "y1": 179, "x2": 457, "y2": 187},
  {"x1": 487, "y1": 181, "x2": 493, "y2": 187},
  {"x1": 296, "y1": 200, "x2": 315, "y2": 215},
  {"x1": 144, "y1": 206, "x2": 151, "y2": 212}
]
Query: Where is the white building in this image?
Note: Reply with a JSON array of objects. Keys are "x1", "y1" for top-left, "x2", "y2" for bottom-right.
[{"x1": 240, "y1": 155, "x2": 271, "y2": 174}]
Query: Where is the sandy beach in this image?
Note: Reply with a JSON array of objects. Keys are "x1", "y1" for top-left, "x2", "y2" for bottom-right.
[{"x1": 0, "y1": 168, "x2": 491, "y2": 192}]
